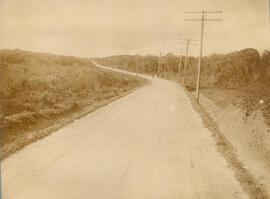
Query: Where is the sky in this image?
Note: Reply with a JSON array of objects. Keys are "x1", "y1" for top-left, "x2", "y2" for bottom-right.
[{"x1": 0, "y1": 0, "x2": 269, "y2": 57}]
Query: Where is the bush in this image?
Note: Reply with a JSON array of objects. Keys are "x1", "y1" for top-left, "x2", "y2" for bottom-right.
[
  {"x1": 0, "y1": 49, "x2": 145, "y2": 126},
  {"x1": 94, "y1": 48, "x2": 267, "y2": 90}
]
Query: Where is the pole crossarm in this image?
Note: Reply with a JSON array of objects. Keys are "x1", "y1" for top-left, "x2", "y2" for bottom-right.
[
  {"x1": 179, "y1": 39, "x2": 198, "y2": 42},
  {"x1": 179, "y1": 42, "x2": 197, "y2": 46},
  {"x1": 185, "y1": 18, "x2": 222, "y2": 21},
  {"x1": 184, "y1": 19, "x2": 202, "y2": 21},
  {"x1": 175, "y1": 48, "x2": 186, "y2": 50},
  {"x1": 205, "y1": 18, "x2": 223, "y2": 21},
  {"x1": 185, "y1": 10, "x2": 223, "y2": 14},
  {"x1": 203, "y1": 10, "x2": 223, "y2": 13}
]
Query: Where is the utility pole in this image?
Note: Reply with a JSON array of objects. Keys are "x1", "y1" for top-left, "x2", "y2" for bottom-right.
[
  {"x1": 158, "y1": 52, "x2": 161, "y2": 78},
  {"x1": 185, "y1": 9, "x2": 222, "y2": 102},
  {"x1": 184, "y1": 40, "x2": 189, "y2": 85},
  {"x1": 177, "y1": 55, "x2": 183, "y2": 81},
  {"x1": 175, "y1": 48, "x2": 186, "y2": 81},
  {"x1": 136, "y1": 54, "x2": 139, "y2": 78},
  {"x1": 179, "y1": 39, "x2": 197, "y2": 85},
  {"x1": 126, "y1": 63, "x2": 129, "y2": 75}
]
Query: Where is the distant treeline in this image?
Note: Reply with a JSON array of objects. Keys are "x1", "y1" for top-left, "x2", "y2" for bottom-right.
[{"x1": 94, "y1": 48, "x2": 270, "y2": 89}]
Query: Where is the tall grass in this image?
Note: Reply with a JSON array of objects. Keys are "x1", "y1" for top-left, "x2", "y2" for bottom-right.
[{"x1": 0, "y1": 49, "x2": 145, "y2": 134}]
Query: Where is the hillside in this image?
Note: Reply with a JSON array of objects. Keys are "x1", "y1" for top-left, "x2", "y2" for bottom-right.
[
  {"x1": 95, "y1": 49, "x2": 269, "y2": 88},
  {"x1": 0, "y1": 49, "x2": 148, "y2": 158},
  {"x1": 94, "y1": 48, "x2": 270, "y2": 133}
]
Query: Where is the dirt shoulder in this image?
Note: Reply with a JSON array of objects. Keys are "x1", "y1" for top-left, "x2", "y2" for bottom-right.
[
  {"x1": 199, "y1": 89, "x2": 270, "y2": 197},
  {"x1": 183, "y1": 87, "x2": 269, "y2": 199},
  {"x1": 1, "y1": 79, "x2": 150, "y2": 160}
]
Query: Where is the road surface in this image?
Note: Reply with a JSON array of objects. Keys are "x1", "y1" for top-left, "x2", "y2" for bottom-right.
[{"x1": 2, "y1": 76, "x2": 249, "y2": 198}]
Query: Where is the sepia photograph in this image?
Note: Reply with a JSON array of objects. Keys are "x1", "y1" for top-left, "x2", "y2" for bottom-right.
[{"x1": 0, "y1": 0, "x2": 269, "y2": 198}]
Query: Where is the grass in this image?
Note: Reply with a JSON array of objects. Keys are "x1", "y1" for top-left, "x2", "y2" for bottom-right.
[
  {"x1": 182, "y1": 85, "x2": 269, "y2": 199},
  {"x1": 201, "y1": 83, "x2": 270, "y2": 127},
  {"x1": 0, "y1": 49, "x2": 148, "y2": 157}
]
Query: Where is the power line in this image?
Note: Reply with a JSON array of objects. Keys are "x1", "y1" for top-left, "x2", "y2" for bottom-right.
[{"x1": 185, "y1": 9, "x2": 223, "y2": 102}]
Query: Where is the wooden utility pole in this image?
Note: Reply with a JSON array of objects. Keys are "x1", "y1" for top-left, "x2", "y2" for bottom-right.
[
  {"x1": 179, "y1": 39, "x2": 197, "y2": 85},
  {"x1": 184, "y1": 40, "x2": 189, "y2": 85},
  {"x1": 126, "y1": 63, "x2": 129, "y2": 75},
  {"x1": 158, "y1": 52, "x2": 161, "y2": 78},
  {"x1": 185, "y1": 9, "x2": 222, "y2": 102},
  {"x1": 176, "y1": 48, "x2": 186, "y2": 81},
  {"x1": 177, "y1": 55, "x2": 183, "y2": 80},
  {"x1": 197, "y1": 12, "x2": 204, "y2": 101},
  {"x1": 136, "y1": 54, "x2": 139, "y2": 78}
]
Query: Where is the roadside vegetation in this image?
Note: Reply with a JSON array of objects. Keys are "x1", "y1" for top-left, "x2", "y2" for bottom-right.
[
  {"x1": 94, "y1": 48, "x2": 270, "y2": 124},
  {"x1": 95, "y1": 49, "x2": 270, "y2": 195},
  {"x1": 0, "y1": 49, "x2": 148, "y2": 158}
]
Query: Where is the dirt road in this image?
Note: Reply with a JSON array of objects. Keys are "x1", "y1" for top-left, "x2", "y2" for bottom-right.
[{"x1": 2, "y1": 77, "x2": 249, "y2": 198}]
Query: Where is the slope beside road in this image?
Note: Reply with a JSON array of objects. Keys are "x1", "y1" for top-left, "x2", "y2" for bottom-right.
[{"x1": 2, "y1": 70, "x2": 249, "y2": 198}]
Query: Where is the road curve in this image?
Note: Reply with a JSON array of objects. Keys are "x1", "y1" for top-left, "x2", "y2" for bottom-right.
[
  {"x1": 90, "y1": 60, "x2": 152, "y2": 80},
  {"x1": 2, "y1": 76, "x2": 248, "y2": 198}
]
